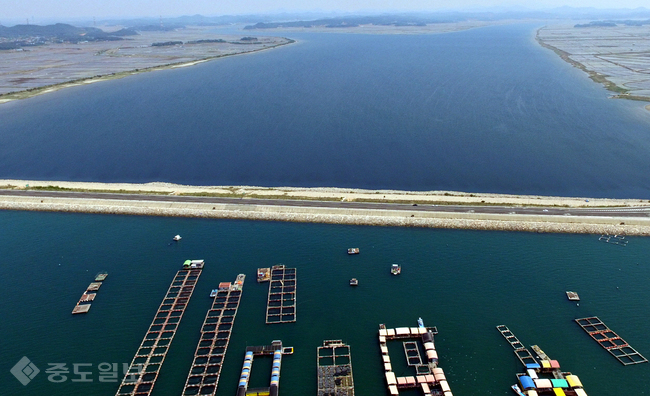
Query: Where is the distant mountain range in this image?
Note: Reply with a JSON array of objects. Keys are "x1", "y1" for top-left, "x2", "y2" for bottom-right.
[
  {"x1": 575, "y1": 18, "x2": 650, "y2": 27},
  {"x1": 244, "y1": 15, "x2": 457, "y2": 30},
  {"x1": 98, "y1": 7, "x2": 650, "y2": 28},
  {"x1": 0, "y1": 23, "x2": 137, "y2": 41},
  {"x1": 240, "y1": 9, "x2": 650, "y2": 30}
]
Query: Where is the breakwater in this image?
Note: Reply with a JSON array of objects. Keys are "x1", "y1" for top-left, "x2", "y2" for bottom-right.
[{"x1": 2, "y1": 194, "x2": 650, "y2": 236}]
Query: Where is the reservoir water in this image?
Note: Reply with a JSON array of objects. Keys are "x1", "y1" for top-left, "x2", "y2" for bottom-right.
[
  {"x1": 1, "y1": 210, "x2": 650, "y2": 396},
  {"x1": 1, "y1": 24, "x2": 650, "y2": 197},
  {"x1": 2, "y1": 24, "x2": 650, "y2": 396}
]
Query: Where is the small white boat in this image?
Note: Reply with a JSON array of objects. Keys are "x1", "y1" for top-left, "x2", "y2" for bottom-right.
[
  {"x1": 209, "y1": 289, "x2": 218, "y2": 298},
  {"x1": 391, "y1": 264, "x2": 401, "y2": 275},
  {"x1": 173, "y1": 235, "x2": 182, "y2": 241},
  {"x1": 418, "y1": 317, "x2": 424, "y2": 328},
  {"x1": 349, "y1": 278, "x2": 359, "y2": 286},
  {"x1": 511, "y1": 384, "x2": 526, "y2": 396}
]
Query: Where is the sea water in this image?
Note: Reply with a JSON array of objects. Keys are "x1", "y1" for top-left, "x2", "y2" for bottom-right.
[
  {"x1": 2, "y1": 23, "x2": 650, "y2": 396},
  {"x1": 1, "y1": 24, "x2": 650, "y2": 197},
  {"x1": 1, "y1": 211, "x2": 649, "y2": 395}
]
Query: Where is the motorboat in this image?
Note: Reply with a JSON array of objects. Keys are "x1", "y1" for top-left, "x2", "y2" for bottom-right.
[{"x1": 391, "y1": 264, "x2": 401, "y2": 275}]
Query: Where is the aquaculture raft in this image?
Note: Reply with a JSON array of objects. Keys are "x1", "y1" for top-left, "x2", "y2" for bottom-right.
[
  {"x1": 265, "y1": 265, "x2": 296, "y2": 324},
  {"x1": 575, "y1": 317, "x2": 647, "y2": 365},
  {"x1": 115, "y1": 261, "x2": 203, "y2": 396},
  {"x1": 236, "y1": 340, "x2": 293, "y2": 396},
  {"x1": 565, "y1": 291, "x2": 580, "y2": 301},
  {"x1": 317, "y1": 340, "x2": 354, "y2": 396},
  {"x1": 181, "y1": 274, "x2": 245, "y2": 396},
  {"x1": 499, "y1": 326, "x2": 591, "y2": 396},
  {"x1": 496, "y1": 325, "x2": 537, "y2": 366},
  {"x1": 72, "y1": 272, "x2": 108, "y2": 314},
  {"x1": 257, "y1": 267, "x2": 271, "y2": 282},
  {"x1": 378, "y1": 320, "x2": 449, "y2": 396},
  {"x1": 598, "y1": 234, "x2": 628, "y2": 246}
]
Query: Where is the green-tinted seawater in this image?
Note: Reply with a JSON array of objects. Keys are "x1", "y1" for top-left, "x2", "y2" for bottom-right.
[{"x1": 1, "y1": 210, "x2": 649, "y2": 396}]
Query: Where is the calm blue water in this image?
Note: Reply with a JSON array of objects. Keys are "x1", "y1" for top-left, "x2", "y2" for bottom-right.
[
  {"x1": 1, "y1": 24, "x2": 650, "y2": 198},
  {"x1": 1, "y1": 211, "x2": 650, "y2": 396},
  {"x1": 2, "y1": 24, "x2": 650, "y2": 396}
]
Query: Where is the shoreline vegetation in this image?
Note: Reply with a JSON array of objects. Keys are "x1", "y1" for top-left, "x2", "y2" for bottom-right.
[
  {"x1": 535, "y1": 26, "x2": 650, "y2": 107},
  {"x1": 2, "y1": 180, "x2": 650, "y2": 236}
]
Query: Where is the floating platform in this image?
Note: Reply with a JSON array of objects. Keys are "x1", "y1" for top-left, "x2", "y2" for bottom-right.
[
  {"x1": 566, "y1": 291, "x2": 580, "y2": 301},
  {"x1": 183, "y1": 259, "x2": 205, "y2": 269},
  {"x1": 265, "y1": 265, "x2": 296, "y2": 324},
  {"x1": 378, "y1": 320, "x2": 449, "y2": 396},
  {"x1": 237, "y1": 340, "x2": 292, "y2": 396},
  {"x1": 598, "y1": 234, "x2": 628, "y2": 246},
  {"x1": 115, "y1": 262, "x2": 203, "y2": 396},
  {"x1": 500, "y1": 326, "x2": 591, "y2": 396},
  {"x1": 181, "y1": 274, "x2": 245, "y2": 396},
  {"x1": 78, "y1": 293, "x2": 96, "y2": 303},
  {"x1": 246, "y1": 341, "x2": 294, "y2": 356},
  {"x1": 317, "y1": 340, "x2": 354, "y2": 396},
  {"x1": 72, "y1": 304, "x2": 91, "y2": 314},
  {"x1": 496, "y1": 325, "x2": 537, "y2": 367},
  {"x1": 575, "y1": 317, "x2": 647, "y2": 365},
  {"x1": 257, "y1": 267, "x2": 271, "y2": 283},
  {"x1": 72, "y1": 273, "x2": 108, "y2": 314}
]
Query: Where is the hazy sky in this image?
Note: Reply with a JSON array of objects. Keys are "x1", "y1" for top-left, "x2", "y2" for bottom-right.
[{"x1": 3, "y1": 0, "x2": 649, "y2": 21}]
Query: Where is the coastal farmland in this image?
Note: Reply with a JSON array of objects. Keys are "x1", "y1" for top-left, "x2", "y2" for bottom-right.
[
  {"x1": 537, "y1": 24, "x2": 650, "y2": 103},
  {"x1": 0, "y1": 25, "x2": 292, "y2": 100}
]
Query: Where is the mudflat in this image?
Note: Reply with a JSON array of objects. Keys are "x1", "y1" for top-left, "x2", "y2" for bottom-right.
[
  {"x1": 0, "y1": 25, "x2": 293, "y2": 102},
  {"x1": 537, "y1": 23, "x2": 650, "y2": 104}
]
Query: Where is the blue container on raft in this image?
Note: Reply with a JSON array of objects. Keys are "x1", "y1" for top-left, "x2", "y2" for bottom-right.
[{"x1": 520, "y1": 376, "x2": 536, "y2": 390}]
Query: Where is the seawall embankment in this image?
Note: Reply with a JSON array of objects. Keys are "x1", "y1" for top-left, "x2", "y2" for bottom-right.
[{"x1": 2, "y1": 194, "x2": 650, "y2": 236}]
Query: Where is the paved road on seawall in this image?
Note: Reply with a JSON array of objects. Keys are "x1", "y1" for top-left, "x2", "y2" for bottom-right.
[{"x1": 2, "y1": 190, "x2": 650, "y2": 218}]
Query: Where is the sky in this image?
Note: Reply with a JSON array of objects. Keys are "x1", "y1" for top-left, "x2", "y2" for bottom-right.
[{"x1": 2, "y1": 0, "x2": 649, "y2": 22}]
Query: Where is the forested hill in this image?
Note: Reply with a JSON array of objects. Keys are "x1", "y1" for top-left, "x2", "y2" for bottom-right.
[{"x1": 0, "y1": 23, "x2": 137, "y2": 42}]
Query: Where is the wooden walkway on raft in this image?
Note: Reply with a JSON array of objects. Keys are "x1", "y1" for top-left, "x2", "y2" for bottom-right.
[
  {"x1": 265, "y1": 265, "x2": 296, "y2": 324},
  {"x1": 496, "y1": 325, "x2": 537, "y2": 367},
  {"x1": 317, "y1": 340, "x2": 354, "y2": 396},
  {"x1": 115, "y1": 264, "x2": 203, "y2": 396},
  {"x1": 575, "y1": 317, "x2": 647, "y2": 365},
  {"x1": 181, "y1": 274, "x2": 245, "y2": 396}
]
